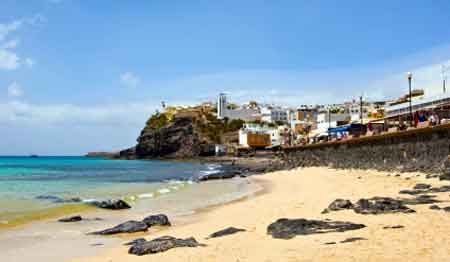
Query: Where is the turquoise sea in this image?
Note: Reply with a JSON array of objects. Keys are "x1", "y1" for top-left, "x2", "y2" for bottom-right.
[{"x1": 0, "y1": 156, "x2": 216, "y2": 225}]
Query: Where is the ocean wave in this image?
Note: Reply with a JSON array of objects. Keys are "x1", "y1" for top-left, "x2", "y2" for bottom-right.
[
  {"x1": 138, "y1": 193, "x2": 154, "y2": 199},
  {"x1": 158, "y1": 188, "x2": 171, "y2": 194}
]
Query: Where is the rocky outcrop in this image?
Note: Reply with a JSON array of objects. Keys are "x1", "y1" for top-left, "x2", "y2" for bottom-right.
[
  {"x1": 321, "y1": 199, "x2": 353, "y2": 214},
  {"x1": 142, "y1": 214, "x2": 171, "y2": 227},
  {"x1": 267, "y1": 218, "x2": 366, "y2": 239},
  {"x1": 120, "y1": 116, "x2": 216, "y2": 159},
  {"x1": 207, "y1": 227, "x2": 246, "y2": 239},
  {"x1": 128, "y1": 236, "x2": 204, "y2": 255},
  {"x1": 58, "y1": 215, "x2": 82, "y2": 222},
  {"x1": 89, "y1": 199, "x2": 131, "y2": 210},
  {"x1": 90, "y1": 220, "x2": 148, "y2": 235},
  {"x1": 322, "y1": 196, "x2": 441, "y2": 215},
  {"x1": 353, "y1": 197, "x2": 415, "y2": 214}
]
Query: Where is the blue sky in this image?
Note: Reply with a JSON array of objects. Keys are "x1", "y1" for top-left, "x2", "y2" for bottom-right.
[{"x1": 1, "y1": 0, "x2": 450, "y2": 155}]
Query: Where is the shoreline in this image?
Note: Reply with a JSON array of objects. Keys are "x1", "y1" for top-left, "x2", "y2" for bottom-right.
[
  {"x1": 76, "y1": 167, "x2": 450, "y2": 262},
  {"x1": 0, "y1": 175, "x2": 262, "y2": 262}
]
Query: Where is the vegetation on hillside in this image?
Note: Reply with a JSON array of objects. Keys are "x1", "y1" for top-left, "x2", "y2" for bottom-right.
[{"x1": 143, "y1": 110, "x2": 244, "y2": 144}]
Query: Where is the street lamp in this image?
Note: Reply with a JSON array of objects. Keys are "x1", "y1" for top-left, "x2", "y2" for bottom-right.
[
  {"x1": 407, "y1": 72, "x2": 413, "y2": 126},
  {"x1": 442, "y1": 65, "x2": 448, "y2": 93}
]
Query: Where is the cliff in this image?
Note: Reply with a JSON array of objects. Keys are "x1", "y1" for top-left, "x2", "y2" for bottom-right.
[{"x1": 119, "y1": 110, "x2": 243, "y2": 159}]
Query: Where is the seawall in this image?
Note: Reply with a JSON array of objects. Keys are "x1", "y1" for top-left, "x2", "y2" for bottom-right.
[{"x1": 283, "y1": 123, "x2": 450, "y2": 174}]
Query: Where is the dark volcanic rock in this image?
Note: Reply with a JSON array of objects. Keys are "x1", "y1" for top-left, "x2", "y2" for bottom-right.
[
  {"x1": 90, "y1": 199, "x2": 131, "y2": 210},
  {"x1": 443, "y1": 207, "x2": 450, "y2": 212},
  {"x1": 429, "y1": 185, "x2": 450, "y2": 193},
  {"x1": 439, "y1": 173, "x2": 450, "y2": 181},
  {"x1": 143, "y1": 214, "x2": 171, "y2": 227},
  {"x1": 197, "y1": 171, "x2": 239, "y2": 181},
  {"x1": 400, "y1": 185, "x2": 450, "y2": 195},
  {"x1": 207, "y1": 227, "x2": 246, "y2": 239},
  {"x1": 123, "y1": 116, "x2": 215, "y2": 159},
  {"x1": 413, "y1": 183, "x2": 432, "y2": 190},
  {"x1": 58, "y1": 215, "x2": 82, "y2": 222},
  {"x1": 128, "y1": 236, "x2": 204, "y2": 255},
  {"x1": 90, "y1": 220, "x2": 148, "y2": 235},
  {"x1": 429, "y1": 205, "x2": 441, "y2": 210},
  {"x1": 399, "y1": 189, "x2": 424, "y2": 195},
  {"x1": 124, "y1": 238, "x2": 147, "y2": 246},
  {"x1": 340, "y1": 237, "x2": 367, "y2": 243},
  {"x1": 353, "y1": 197, "x2": 415, "y2": 214},
  {"x1": 267, "y1": 218, "x2": 366, "y2": 239},
  {"x1": 324, "y1": 242, "x2": 337, "y2": 245},
  {"x1": 322, "y1": 199, "x2": 353, "y2": 213},
  {"x1": 400, "y1": 195, "x2": 440, "y2": 205},
  {"x1": 383, "y1": 225, "x2": 404, "y2": 229}
]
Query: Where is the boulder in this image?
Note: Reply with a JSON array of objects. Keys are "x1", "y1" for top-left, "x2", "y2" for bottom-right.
[
  {"x1": 383, "y1": 225, "x2": 404, "y2": 229},
  {"x1": 400, "y1": 195, "x2": 440, "y2": 205},
  {"x1": 429, "y1": 205, "x2": 441, "y2": 210},
  {"x1": 124, "y1": 238, "x2": 147, "y2": 246},
  {"x1": 340, "y1": 237, "x2": 367, "y2": 243},
  {"x1": 267, "y1": 218, "x2": 366, "y2": 239},
  {"x1": 353, "y1": 197, "x2": 415, "y2": 215},
  {"x1": 439, "y1": 173, "x2": 450, "y2": 181},
  {"x1": 322, "y1": 199, "x2": 353, "y2": 213},
  {"x1": 142, "y1": 214, "x2": 171, "y2": 227},
  {"x1": 90, "y1": 220, "x2": 148, "y2": 235},
  {"x1": 128, "y1": 236, "x2": 204, "y2": 255},
  {"x1": 90, "y1": 199, "x2": 131, "y2": 210},
  {"x1": 207, "y1": 227, "x2": 246, "y2": 239},
  {"x1": 58, "y1": 215, "x2": 82, "y2": 222},
  {"x1": 413, "y1": 183, "x2": 432, "y2": 190}
]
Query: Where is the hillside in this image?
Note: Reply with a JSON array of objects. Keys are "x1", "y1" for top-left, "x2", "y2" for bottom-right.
[{"x1": 119, "y1": 108, "x2": 243, "y2": 159}]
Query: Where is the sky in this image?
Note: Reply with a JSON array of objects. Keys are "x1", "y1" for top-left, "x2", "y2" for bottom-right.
[{"x1": 1, "y1": 0, "x2": 450, "y2": 155}]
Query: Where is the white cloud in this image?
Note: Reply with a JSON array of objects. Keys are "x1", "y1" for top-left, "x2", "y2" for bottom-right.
[
  {"x1": 1, "y1": 39, "x2": 19, "y2": 49},
  {"x1": 0, "y1": 49, "x2": 20, "y2": 70},
  {"x1": 7, "y1": 82, "x2": 24, "y2": 97},
  {"x1": 24, "y1": 58, "x2": 35, "y2": 68},
  {"x1": 0, "y1": 100, "x2": 159, "y2": 126},
  {"x1": 0, "y1": 20, "x2": 22, "y2": 42},
  {"x1": 120, "y1": 72, "x2": 140, "y2": 88},
  {"x1": 0, "y1": 15, "x2": 44, "y2": 71}
]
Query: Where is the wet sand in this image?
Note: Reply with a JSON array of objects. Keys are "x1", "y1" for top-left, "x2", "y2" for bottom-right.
[
  {"x1": 78, "y1": 167, "x2": 450, "y2": 262},
  {"x1": 0, "y1": 178, "x2": 260, "y2": 262}
]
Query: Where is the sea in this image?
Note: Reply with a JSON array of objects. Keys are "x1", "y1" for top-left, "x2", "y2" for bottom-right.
[{"x1": 0, "y1": 156, "x2": 258, "y2": 228}]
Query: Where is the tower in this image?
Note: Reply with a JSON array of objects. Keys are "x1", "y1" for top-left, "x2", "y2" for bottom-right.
[{"x1": 217, "y1": 93, "x2": 228, "y2": 119}]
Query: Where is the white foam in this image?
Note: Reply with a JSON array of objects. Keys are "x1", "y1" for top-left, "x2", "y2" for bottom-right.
[
  {"x1": 138, "y1": 193, "x2": 154, "y2": 199},
  {"x1": 158, "y1": 188, "x2": 171, "y2": 194}
]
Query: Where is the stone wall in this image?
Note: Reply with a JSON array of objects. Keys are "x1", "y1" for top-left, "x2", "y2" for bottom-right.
[{"x1": 283, "y1": 124, "x2": 450, "y2": 174}]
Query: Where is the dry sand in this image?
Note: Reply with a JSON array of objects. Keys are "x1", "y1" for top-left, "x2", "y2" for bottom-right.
[{"x1": 76, "y1": 167, "x2": 450, "y2": 262}]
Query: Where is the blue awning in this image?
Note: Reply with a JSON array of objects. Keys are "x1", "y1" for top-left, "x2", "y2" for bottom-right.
[{"x1": 328, "y1": 125, "x2": 350, "y2": 134}]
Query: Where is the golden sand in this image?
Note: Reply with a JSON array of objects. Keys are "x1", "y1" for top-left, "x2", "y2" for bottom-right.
[{"x1": 76, "y1": 167, "x2": 450, "y2": 262}]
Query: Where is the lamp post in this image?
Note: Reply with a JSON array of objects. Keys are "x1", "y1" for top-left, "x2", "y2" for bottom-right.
[
  {"x1": 407, "y1": 72, "x2": 413, "y2": 126},
  {"x1": 359, "y1": 95, "x2": 363, "y2": 125},
  {"x1": 442, "y1": 65, "x2": 448, "y2": 93}
]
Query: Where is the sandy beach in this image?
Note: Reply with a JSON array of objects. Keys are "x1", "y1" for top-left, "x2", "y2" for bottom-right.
[{"x1": 75, "y1": 167, "x2": 450, "y2": 262}]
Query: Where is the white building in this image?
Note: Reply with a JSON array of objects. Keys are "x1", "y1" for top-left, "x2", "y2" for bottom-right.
[
  {"x1": 261, "y1": 106, "x2": 288, "y2": 123},
  {"x1": 315, "y1": 112, "x2": 350, "y2": 133},
  {"x1": 217, "y1": 93, "x2": 261, "y2": 121},
  {"x1": 238, "y1": 123, "x2": 280, "y2": 147}
]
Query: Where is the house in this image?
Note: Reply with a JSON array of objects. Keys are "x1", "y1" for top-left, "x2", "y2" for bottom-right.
[
  {"x1": 238, "y1": 123, "x2": 280, "y2": 148},
  {"x1": 261, "y1": 106, "x2": 288, "y2": 123}
]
